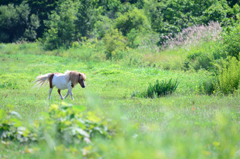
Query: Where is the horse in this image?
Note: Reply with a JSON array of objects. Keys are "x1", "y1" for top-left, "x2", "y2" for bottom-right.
[{"x1": 33, "y1": 71, "x2": 86, "y2": 100}]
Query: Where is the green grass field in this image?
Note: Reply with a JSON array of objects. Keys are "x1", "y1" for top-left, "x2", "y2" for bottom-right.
[{"x1": 1, "y1": 43, "x2": 240, "y2": 159}]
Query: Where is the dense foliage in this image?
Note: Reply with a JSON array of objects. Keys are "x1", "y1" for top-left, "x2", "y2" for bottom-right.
[
  {"x1": 103, "y1": 29, "x2": 127, "y2": 59},
  {"x1": 114, "y1": 8, "x2": 150, "y2": 36},
  {"x1": 0, "y1": 103, "x2": 116, "y2": 145},
  {"x1": 1, "y1": 0, "x2": 240, "y2": 46},
  {"x1": 42, "y1": 0, "x2": 80, "y2": 50},
  {"x1": 0, "y1": 2, "x2": 39, "y2": 42}
]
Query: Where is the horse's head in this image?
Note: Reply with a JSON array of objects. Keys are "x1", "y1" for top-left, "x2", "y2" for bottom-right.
[{"x1": 78, "y1": 73, "x2": 86, "y2": 88}]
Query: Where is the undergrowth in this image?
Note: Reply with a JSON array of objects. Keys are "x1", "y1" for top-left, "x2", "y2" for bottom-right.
[
  {"x1": 0, "y1": 102, "x2": 117, "y2": 146},
  {"x1": 217, "y1": 56, "x2": 240, "y2": 94},
  {"x1": 134, "y1": 78, "x2": 179, "y2": 98}
]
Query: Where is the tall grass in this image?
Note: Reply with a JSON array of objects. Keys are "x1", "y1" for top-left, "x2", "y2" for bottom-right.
[
  {"x1": 125, "y1": 22, "x2": 223, "y2": 70},
  {"x1": 160, "y1": 21, "x2": 222, "y2": 50}
]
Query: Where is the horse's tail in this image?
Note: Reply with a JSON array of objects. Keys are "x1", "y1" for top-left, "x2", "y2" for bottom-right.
[{"x1": 32, "y1": 73, "x2": 52, "y2": 90}]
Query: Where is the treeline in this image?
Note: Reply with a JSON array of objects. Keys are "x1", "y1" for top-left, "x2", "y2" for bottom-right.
[{"x1": 0, "y1": 0, "x2": 240, "y2": 50}]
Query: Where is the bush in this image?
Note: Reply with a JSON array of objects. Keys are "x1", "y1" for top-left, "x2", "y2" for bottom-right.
[
  {"x1": 184, "y1": 51, "x2": 213, "y2": 71},
  {"x1": 139, "y1": 78, "x2": 179, "y2": 98},
  {"x1": 199, "y1": 77, "x2": 215, "y2": 95},
  {"x1": 93, "y1": 15, "x2": 113, "y2": 39},
  {"x1": 0, "y1": 103, "x2": 117, "y2": 145},
  {"x1": 135, "y1": 32, "x2": 160, "y2": 52},
  {"x1": 0, "y1": 2, "x2": 40, "y2": 43},
  {"x1": 202, "y1": 1, "x2": 230, "y2": 23},
  {"x1": 114, "y1": 8, "x2": 150, "y2": 36},
  {"x1": 217, "y1": 56, "x2": 240, "y2": 94},
  {"x1": 126, "y1": 28, "x2": 139, "y2": 48},
  {"x1": 103, "y1": 29, "x2": 127, "y2": 59},
  {"x1": 221, "y1": 23, "x2": 240, "y2": 59}
]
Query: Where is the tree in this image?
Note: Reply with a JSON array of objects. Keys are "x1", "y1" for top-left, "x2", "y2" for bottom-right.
[
  {"x1": 144, "y1": 0, "x2": 234, "y2": 44},
  {"x1": 0, "y1": 2, "x2": 39, "y2": 43},
  {"x1": 114, "y1": 8, "x2": 150, "y2": 36},
  {"x1": 24, "y1": 0, "x2": 59, "y2": 38},
  {"x1": 0, "y1": 0, "x2": 22, "y2": 5},
  {"x1": 43, "y1": 0, "x2": 79, "y2": 50},
  {"x1": 74, "y1": 0, "x2": 102, "y2": 38}
]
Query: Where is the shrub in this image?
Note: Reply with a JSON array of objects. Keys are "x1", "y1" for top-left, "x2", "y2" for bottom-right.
[
  {"x1": 221, "y1": 23, "x2": 240, "y2": 59},
  {"x1": 127, "y1": 28, "x2": 139, "y2": 48},
  {"x1": 0, "y1": 103, "x2": 117, "y2": 145},
  {"x1": 139, "y1": 78, "x2": 179, "y2": 98},
  {"x1": 202, "y1": 1, "x2": 230, "y2": 23},
  {"x1": 114, "y1": 8, "x2": 150, "y2": 36},
  {"x1": 184, "y1": 51, "x2": 213, "y2": 71},
  {"x1": 199, "y1": 77, "x2": 216, "y2": 95},
  {"x1": 217, "y1": 56, "x2": 240, "y2": 94},
  {"x1": 0, "y1": 108, "x2": 36, "y2": 143},
  {"x1": 136, "y1": 32, "x2": 160, "y2": 53},
  {"x1": 103, "y1": 29, "x2": 127, "y2": 59},
  {"x1": 93, "y1": 15, "x2": 113, "y2": 38}
]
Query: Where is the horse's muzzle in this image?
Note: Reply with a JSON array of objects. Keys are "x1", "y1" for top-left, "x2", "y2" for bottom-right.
[
  {"x1": 80, "y1": 81, "x2": 86, "y2": 88},
  {"x1": 80, "y1": 83, "x2": 85, "y2": 88}
]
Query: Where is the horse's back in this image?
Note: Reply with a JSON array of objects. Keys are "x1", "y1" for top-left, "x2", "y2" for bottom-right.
[{"x1": 52, "y1": 74, "x2": 71, "y2": 90}]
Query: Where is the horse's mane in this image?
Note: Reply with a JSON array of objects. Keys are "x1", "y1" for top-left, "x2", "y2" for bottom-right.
[
  {"x1": 80, "y1": 73, "x2": 86, "y2": 80},
  {"x1": 65, "y1": 71, "x2": 86, "y2": 87}
]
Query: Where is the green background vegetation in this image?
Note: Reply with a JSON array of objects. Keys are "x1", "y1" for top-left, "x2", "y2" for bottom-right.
[{"x1": 1, "y1": 0, "x2": 240, "y2": 158}]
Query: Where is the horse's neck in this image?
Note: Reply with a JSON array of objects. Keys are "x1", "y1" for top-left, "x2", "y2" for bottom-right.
[{"x1": 64, "y1": 73, "x2": 71, "y2": 83}]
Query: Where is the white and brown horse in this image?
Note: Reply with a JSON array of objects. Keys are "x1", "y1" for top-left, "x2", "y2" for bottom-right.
[{"x1": 33, "y1": 71, "x2": 86, "y2": 100}]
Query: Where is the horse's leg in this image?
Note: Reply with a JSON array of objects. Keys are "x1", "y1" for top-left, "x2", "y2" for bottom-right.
[
  {"x1": 69, "y1": 89, "x2": 74, "y2": 100},
  {"x1": 48, "y1": 74, "x2": 54, "y2": 100},
  {"x1": 64, "y1": 91, "x2": 69, "y2": 99},
  {"x1": 58, "y1": 89, "x2": 64, "y2": 100},
  {"x1": 48, "y1": 88, "x2": 53, "y2": 100}
]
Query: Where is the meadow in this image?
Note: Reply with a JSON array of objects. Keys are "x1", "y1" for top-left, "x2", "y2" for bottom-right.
[{"x1": 0, "y1": 40, "x2": 240, "y2": 159}]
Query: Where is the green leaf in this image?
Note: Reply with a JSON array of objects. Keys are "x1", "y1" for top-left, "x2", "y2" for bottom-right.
[
  {"x1": 11, "y1": 118, "x2": 22, "y2": 127},
  {"x1": 23, "y1": 129, "x2": 30, "y2": 137},
  {"x1": 61, "y1": 102, "x2": 73, "y2": 110},
  {"x1": 87, "y1": 112, "x2": 101, "y2": 122},
  {"x1": 49, "y1": 104, "x2": 59, "y2": 111},
  {"x1": 77, "y1": 120, "x2": 87, "y2": 129}
]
